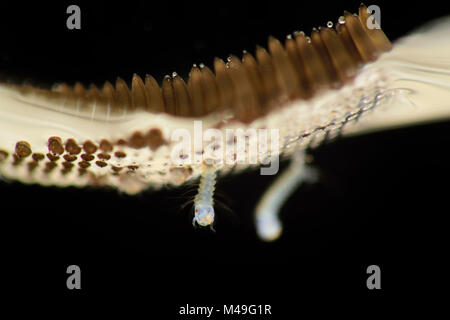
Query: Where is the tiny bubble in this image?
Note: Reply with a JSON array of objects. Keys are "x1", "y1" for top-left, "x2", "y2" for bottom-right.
[
  {"x1": 338, "y1": 16, "x2": 346, "y2": 24},
  {"x1": 327, "y1": 21, "x2": 333, "y2": 28},
  {"x1": 172, "y1": 72, "x2": 178, "y2": 78},
  {"x1": 199, "y1": 63, "x2": 205, "y2": 68}
]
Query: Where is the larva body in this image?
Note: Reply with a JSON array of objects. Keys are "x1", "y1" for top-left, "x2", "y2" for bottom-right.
[{"x1": 193, "y1": 164, "x2": 217, "y2": 228}]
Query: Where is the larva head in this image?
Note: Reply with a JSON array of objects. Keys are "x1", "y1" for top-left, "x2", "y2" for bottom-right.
[{"x1": 194, "y1": 204, "x2": 215, "y2": 227}]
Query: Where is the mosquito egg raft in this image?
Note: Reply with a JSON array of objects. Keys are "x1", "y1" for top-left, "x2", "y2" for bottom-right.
[{"x1": 1, "y1": 5, "x2": 450, "y2": 240}]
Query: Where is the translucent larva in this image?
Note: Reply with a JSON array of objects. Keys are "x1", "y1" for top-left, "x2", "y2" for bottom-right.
[
  {"x1": 193, "y1": 164, "x2": 217, "y2": 229},
  {"x1": 255, "y1": 152, "x2": 318, "y2": 241}
]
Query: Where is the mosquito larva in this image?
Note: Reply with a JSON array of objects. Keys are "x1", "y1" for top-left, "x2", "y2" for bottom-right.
[
  {"x1": 255, "y1": 152, "x2": 318, "y2": 241},
  {"x1": 193, "y1": 163, "x2": 217, "y2": 230}
]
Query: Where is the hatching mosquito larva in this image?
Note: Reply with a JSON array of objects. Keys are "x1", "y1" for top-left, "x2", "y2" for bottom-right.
[
  {"x1": 193, "y1": 164, "x2": 217, "y2": 230},
  {"x1": 255, "y1": 152, "x2": 318, "y2": 241}
]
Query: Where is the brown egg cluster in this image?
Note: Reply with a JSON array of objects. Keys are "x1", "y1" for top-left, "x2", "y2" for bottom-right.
[
  {"x1": 13, "y1": 5, "x2": 391, "y2": 124},
  {"x1": 0, "y1": 128, "x2": 166, "y2": 178}
]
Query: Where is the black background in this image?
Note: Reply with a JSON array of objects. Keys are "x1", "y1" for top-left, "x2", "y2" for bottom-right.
[{"x1": 0, "y1": 0, "x2": 448, "y2": 315}]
